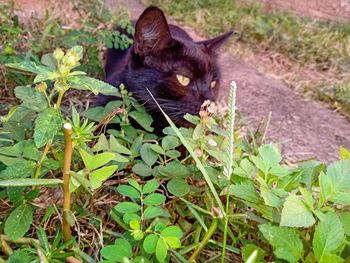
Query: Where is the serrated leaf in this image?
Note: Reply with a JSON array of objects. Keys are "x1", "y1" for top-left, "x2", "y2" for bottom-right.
[
  {"x1": 313, "y1": 212, "x2": 345, "y2": 263},
  {"x1": 15, "y1": 86, "x2": 48, "y2": 112},
  {"x1": 142, "y1": 180, "x2": 159, "y2": 194},
  {"x1": 156, "y1": 238, "x2": 168, "y2": 262},
  {"x1": 68, "y1": 76, "x2": 121, "y2": 96},
  {"x1": 5, "y1": 204, "x2": 33, "y2": 240},
  {"x1": 319, "y1": 171, "x2": 333, "y2": 201},
  {"x1": 129, "y1": 111, "x2": 153, "y2": 132},
  {"x1": 34, "y1": 108, "x2": 62, "y2": 148},
  {"x1": 280, "y1": 194, "x2": 315, "y2": 227},
  {"x1": 167, "y1": 178, "x2": 190, "y2": 197},
  {"x1": 114, "y1": 202, "x2": 141, "y2": 214},
  {"x1": 226, "y1": 181, "x2": 261, "y2": 203},
  {"x1": 143, "y1": 234, "x2": 158, "y2": 254},
  {"x1": 143, "y1": 193, "x2": 166, "y2": 206},
  {"x1": 0, "y1": 160, "x2": 36, "y2": 179},
  {"x1": 339, "y1": 212, "x2": 350, "y2": 236},
  {"x1": 259, "y1": 144, "x2": 281, "y2": 166},
  {"x1": 259, "y1": 224, "x2": 303, "y2": 263},
  {"x1": 90, "y1": 165, "x2": 117, "y2": 189},
  {"x1": 132, "y1": 162, "x2": 152, "y2": 177},
  {"x1": 144, "y1": 206, "x2": 164, "y2": 219},
  {"x1": 33, "y1": 72, "x2": 59, "y2": 83},
  {"x1": 140, "y1": 143, "x2": 158, "y2": 167},
  {"x1": 6, "y1": 61, "x2": 50, "y2": 74},
  {"x1": 117, "y1": 185, "x2": 140, "y2": 199},
  {"x1": 326, "y1": 160, "x2": 350, "y2": 191}
]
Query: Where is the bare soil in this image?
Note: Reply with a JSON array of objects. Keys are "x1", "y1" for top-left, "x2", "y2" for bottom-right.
[{"x1": 5, "y1": 0, "x2": 350, "y2": 163}]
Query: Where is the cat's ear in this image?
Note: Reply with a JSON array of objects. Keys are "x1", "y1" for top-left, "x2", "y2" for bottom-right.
[
  {"x1": 134, "y1": 6, "x2": 173, "y2": 56},
  {"x1": 199, "y1": 31, "x2": 233, "y2": 53}
]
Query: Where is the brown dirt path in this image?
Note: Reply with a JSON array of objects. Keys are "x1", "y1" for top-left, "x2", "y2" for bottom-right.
[
  {"x1": 5, "y1": 0, "x2": 350, "y2": 163},
  {"x1": 109, "y1": 0, "x2": 350, "y2": 163}
]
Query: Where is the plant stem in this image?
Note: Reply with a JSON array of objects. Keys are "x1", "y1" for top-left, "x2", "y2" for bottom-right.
[
  {"x1": 55, "y1": 90, "x2": 65, "y2": 109},
  {"x1": 62, "y1": 123, "x2": 73, "y2": 241},
  {"x1": 189, "y1": 218, "x2": 218, "y2": 262},
  {"x1": 34, "y1": 141, "x2": 52, "y2": 178},
  {"x1": 221, "y1": 194, "x2": 230, "y2": 263}
]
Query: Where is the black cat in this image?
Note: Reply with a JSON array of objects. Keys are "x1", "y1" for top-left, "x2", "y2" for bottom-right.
[{"x1": 97, "y1": 6, "x2": 232, "y2": 132}]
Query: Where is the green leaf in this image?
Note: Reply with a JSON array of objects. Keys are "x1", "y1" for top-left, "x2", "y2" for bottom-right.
[
  {"x1": 129, "y1": 111, "x2": 154, "y2": 132},
  {"x1": 93, "y1": 133, "x2": 109, "y2": 152},
  {"x1": 129, "y1": 219, "x2": 140, "y2": 230},
  {"x1": 259, "y1": 224, "x2": 303, "y2": 263},
  {"x1": 234, "y1": 158, "x2": 257, "y2": 178},
  {"x1": 117, "y1": 185, "x2": 140, "y2": 199},
  {"x1": 140, "y1": 143, "x2": 158, "y2": 167},
  {"x1": 156, "y1": 237, "x2": 168, "y2": 262},
  {"x1": 0, "y1": 160, "x2": 36, "y2": 179},
  {"x1": 33, "y1": 71, "x2": 59, "y2": 83},
  {"x1": 165, "y1": 150, "x2": 181, "y2": 158},
  {"x1": 123, "y1": 213, "x2": 141, "y2": 224},
  {"x1": 68, "y1": 76, "x2": 121, "y2": 96},
  {"x1": 6, "y1": 61, "x2": 50, "y2": 74},
  {"x1": 109, "y1": 135, "x2": 132, "y2": 155},
  {"x1": 79, "y1": 149, "x2": 115, "y2": 170},
  {"x1": 313, "y1": 212, "x2": 345, "y2": 263},
  {"x1": 144, "y1": 206, "x2": 164, "y2": 219},
  {"x1": 280, "y1": 194, "x2": 315, "y2": 227},
  {"x1": 339, "y1": 212, "x2": 350, "y2": 236},
  {"x1": 5, "y1": 204, "x2": 33, "y2": 240},
  {"x1": 34, "y1": 108, "x2": 62, "y2": 148},
  {"x1": 114, "y1": 202, "x2": 141, "y2": 214},
  {"x1": 100, "y1": 239, "x2": 132, "y2": 261},
  {"x1": 128, "y1": 179, "x2": 142, "y2": 192},
  {"x1": 326, "y1": 160, "x2": 350, "y2": 191},
  {"x1": 242, "y1": 244, "x2": 266, "y2": 262},
  {"x1": 319, "y1": 171, "x2": 333, "y2": 201},
  {"x1": 158, "y1": 161, "x2": 192, "y2": 178},
  {"x1": 259, "y1": 144, "x2": 281, "y2": 166},
  {"x1": 0, "y1": 178, "x2": 62, "y2": 187},
  {"x1": 164, "y1": 236, "x2": 181, "y2": 249},
  {"x1": 193, "y1": 123, "x2": 205, "y2": 140},
  {"x1": 143, "y1": 234, "x2": 159, "y2": 254},
  {"x1": 161, "y1": 226, "x2": 183, "y2": 239},
  {"x1": 132, "y1": 162, "x2": 153, "y2": 177},
  {"x1": 167, "y1": 178, "x2": 190, "y2": 197},
  {"x1": 162, "y1": 136, "x2": 180, "y2": 150},
  {"x1": 143, "y1": 193, "x2": 166, "y2": 206},
  {"x1": 340, "y1": 146, "x2": 350, "y2": 160},
  {"x1": 142, "y1": 180, "x2": 159, "y2": 194},
  {"x1": 226, "y1": 181, "x2": 261, "y2": 203},
  {"x1": 15, "y1": 86, "x2": 48, "y2": 112},
  {"x1": 90, "y1": 165, "x2": 118, "y2": 189},
  {"x1": 150, "y1": 144, "x2": 165, "y2": 155}
]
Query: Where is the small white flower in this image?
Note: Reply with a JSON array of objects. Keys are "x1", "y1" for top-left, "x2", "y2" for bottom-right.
[{"x1": 208, "y1": 138, "x2": 217, "y2": 146}]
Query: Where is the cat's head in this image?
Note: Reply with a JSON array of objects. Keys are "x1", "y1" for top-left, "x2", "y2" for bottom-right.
[{"x1": 126, "y1": 6, "x2": 232, "y2": 127}]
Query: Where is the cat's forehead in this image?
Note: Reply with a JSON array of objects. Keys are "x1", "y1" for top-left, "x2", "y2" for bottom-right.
[{"x1": 163, "y1": 39, "x2": 217, "y2": 78}]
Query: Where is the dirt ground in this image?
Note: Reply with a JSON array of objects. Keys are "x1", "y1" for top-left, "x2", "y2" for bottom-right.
[{"x1": 4, "y1": 0, "x2": 350, "y2": 163}]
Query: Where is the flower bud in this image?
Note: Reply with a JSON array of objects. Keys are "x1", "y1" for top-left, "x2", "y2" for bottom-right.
[
  {"x1": 36, "y1": 82, "x2": 47, "y2": 93},
  {"x1": 53, "y1": 48, "x2": 64, "y2": 61}
]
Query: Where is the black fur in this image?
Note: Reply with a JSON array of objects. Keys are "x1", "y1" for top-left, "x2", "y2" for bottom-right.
[{"x1": 97, "y1": 6, "x2": 232, "y2": 133}]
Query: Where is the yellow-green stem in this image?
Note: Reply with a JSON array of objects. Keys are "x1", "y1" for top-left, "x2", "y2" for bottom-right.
[
  {"x1": 62, "y1": 123, "x2": 73, "y2": 241},
  {"x1": 189, "y1": 218, "x2": 218, "y2": 262},
  {"x1": 55, "y1": 90, "x2": 65, "y2": 109},
  {"x1": 34, "y1": 141, "x2": 52, "y2": 178}
]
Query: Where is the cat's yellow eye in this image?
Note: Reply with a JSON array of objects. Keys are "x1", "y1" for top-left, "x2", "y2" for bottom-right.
[
  {"x1": 210, "y1": 80, "x2": 217, "y2": 89},
  {"x1": 176, "y1": 74, "x2": 190, "y2": 86}
]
